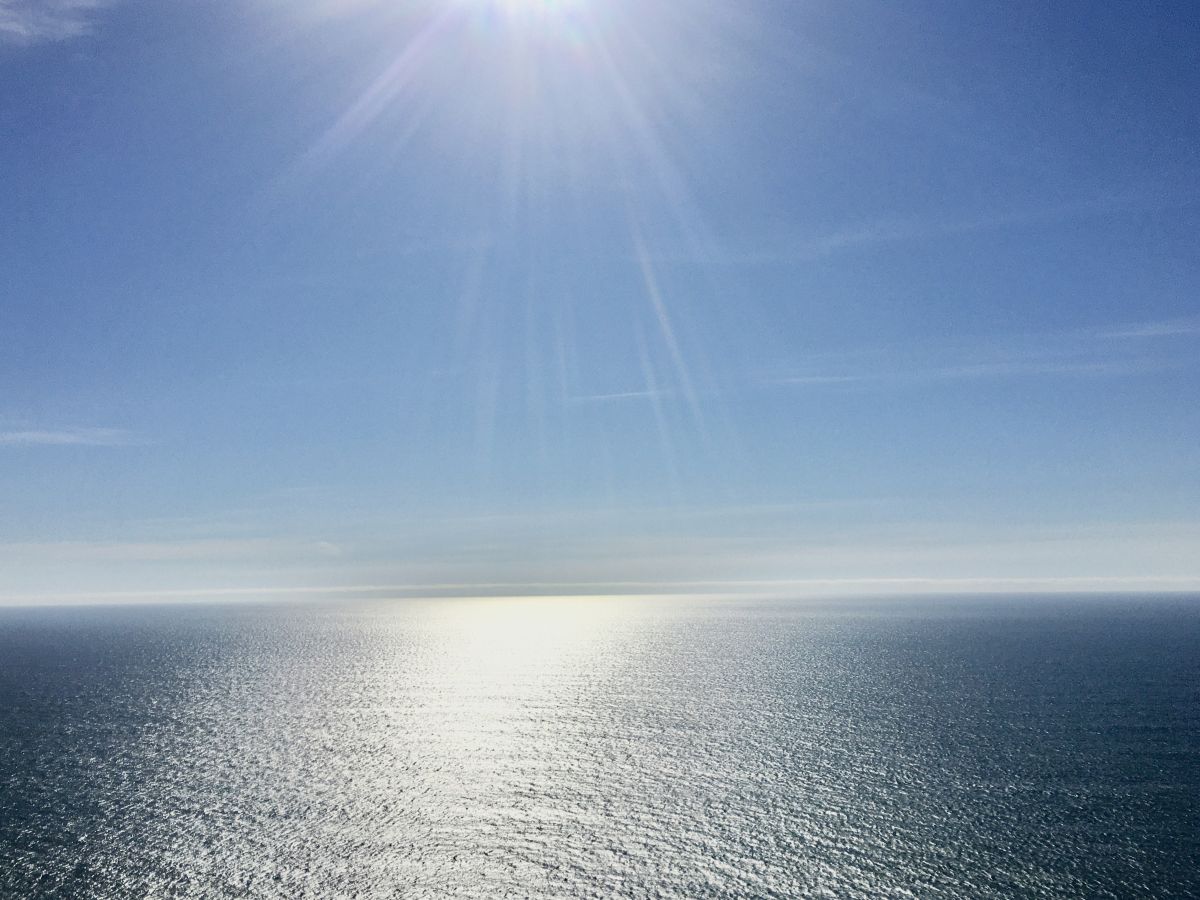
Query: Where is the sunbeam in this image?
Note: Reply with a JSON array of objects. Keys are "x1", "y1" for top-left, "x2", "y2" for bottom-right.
[{"x1": 281, "y1": 0, "x2": 735, "y2": 484}]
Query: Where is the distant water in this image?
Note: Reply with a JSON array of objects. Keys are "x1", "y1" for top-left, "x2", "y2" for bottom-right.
[{"x1": 1, "y1": 594, "x2": 1197, "y2": 899}]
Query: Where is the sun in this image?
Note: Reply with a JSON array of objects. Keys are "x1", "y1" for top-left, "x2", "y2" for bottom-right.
[
  {"x1": 468, "y1": 0, "x2": 586, "y2": 27},
  {"x1": 488, "y1": 0, "x2": 581, "y2": 10}
]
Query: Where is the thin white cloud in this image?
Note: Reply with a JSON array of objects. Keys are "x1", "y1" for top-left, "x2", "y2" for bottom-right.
[
  {"x1": 0, "y1": 538, "x2": 340, "y2": 562},
  {"x1": 0, "y1": 426, "x2": 133, "y2": 446},
  {"x1": 772, "y1": 318, "x2": 1194, "y2": 390},
  {"x1": 772, "y1": 374, "x2": 867, "y2": 386},
  {"x1": 566, "y1": 389, "x2": 675, "y2": 404},
  {"x1": 663, "y1": 190, "x2": 1200, "y2": 267},
  {"x1": 1103, "y1": 316, "x2": 1200, "y2": 339},
  {"x1": 930, "y1": 360, "x2": 1167, "y2": 378},
  {"x1": 774, "y1": 359, "x2": 1162, "y2": 389},
  {"x1": 0, "y1": 0, "x2": 114, "y2": 44}
]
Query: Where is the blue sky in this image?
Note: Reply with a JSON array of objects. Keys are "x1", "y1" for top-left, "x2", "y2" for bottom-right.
[{"x1": 2, "y1": 0, "x2": 1198, "y2": 601}]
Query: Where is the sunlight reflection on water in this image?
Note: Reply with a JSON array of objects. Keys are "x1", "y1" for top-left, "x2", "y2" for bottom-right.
[{"x1": 1, "y1": 594, "x2": 1197, "y2": 897}]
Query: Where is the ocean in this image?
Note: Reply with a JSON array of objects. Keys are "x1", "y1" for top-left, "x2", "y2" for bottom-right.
[{"x1": 1, "y1": 594, "x2": 1197, "y2": 898}]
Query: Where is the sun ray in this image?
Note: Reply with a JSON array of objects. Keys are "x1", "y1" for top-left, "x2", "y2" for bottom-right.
[
  {"x1": 630, "y1": 222, "x2": 704, "y2": 431},
  {"x1": 299, "y1": 5, "x2": 459, "y2": 172}
]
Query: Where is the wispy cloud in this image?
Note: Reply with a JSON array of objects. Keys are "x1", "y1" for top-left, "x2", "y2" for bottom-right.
[
  {"x1": 772, "y1": 317, "x2": 1196, "y2": 390},
  {"x1": 774, "y1": 359, "x2": 1163, "y2": 388},
  {"x1": 0, "y1": 538, "x2": 340, "y2": 563},
  {"x1": 0, "y1": 0, "x2": 115, "y2": 44},
  {"x1": 565, "y1": 389, "x2": 675, "y2": 404},
  {"x1": 1102, "y1": 315, "x2": 1200, "y2": 339},
  {"x1": 660, "y1": 191, "x2": 1200, "y2": 267},
  {"x1": 0, "y1": 427, "x2": 133, "y2": 446}
]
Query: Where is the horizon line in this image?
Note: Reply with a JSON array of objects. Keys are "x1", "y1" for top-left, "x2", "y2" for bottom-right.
[{"x1": 3, "y1": 575, "x2": 1199, "y2": 607}]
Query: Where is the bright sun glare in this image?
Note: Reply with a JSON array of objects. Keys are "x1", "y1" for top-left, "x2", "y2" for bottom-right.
[{"x1": 473, "y1": 0, "x2": 583, "y2": 20}]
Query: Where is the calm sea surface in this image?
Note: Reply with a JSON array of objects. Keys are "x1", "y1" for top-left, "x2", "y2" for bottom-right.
[{"x1": 1, "y1": 594, "x2": 1197, "y2": 898}]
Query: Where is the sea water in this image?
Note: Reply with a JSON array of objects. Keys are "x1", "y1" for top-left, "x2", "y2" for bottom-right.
[{"x1": 1, "y1": 594, "x2": 1197, "y2": 898}]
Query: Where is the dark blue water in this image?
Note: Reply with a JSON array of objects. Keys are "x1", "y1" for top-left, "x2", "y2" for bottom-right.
[{"x1": 1, "y1": 594, "x2": 1197, "y2": 898}]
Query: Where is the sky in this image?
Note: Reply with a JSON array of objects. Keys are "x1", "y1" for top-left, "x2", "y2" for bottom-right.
[{"x1": 2, "y1": 0, "x2": 1198, "y2": 602}]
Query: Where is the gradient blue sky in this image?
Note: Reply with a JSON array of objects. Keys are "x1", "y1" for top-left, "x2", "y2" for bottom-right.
[{"x1": 2, "y1": 0, "x2": 1198, "y2": 601}]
